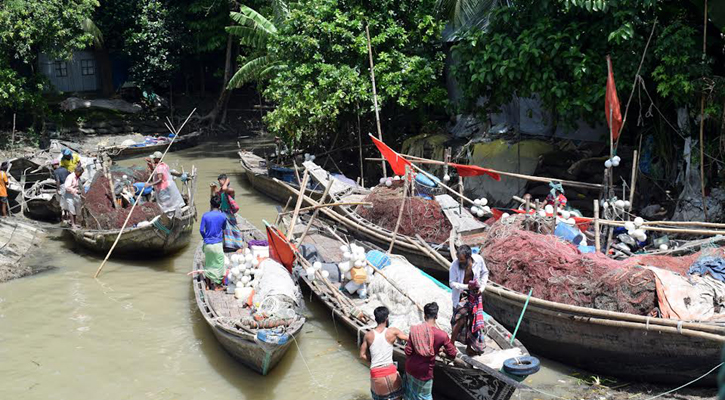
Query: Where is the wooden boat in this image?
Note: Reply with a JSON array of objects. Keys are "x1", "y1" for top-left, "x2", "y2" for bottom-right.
[
  {"x1": 483, "y1": 282, "x2": 724, "y2": 386},
  {"x1": 293, "y1": 218, "x2": 532, "y2": 400},
  {"x1": 238, "y1": 150, "x2": 326, "y2": 204},
  {"x1": 67, "y1": 167, "x2": 199, "y2": 256},
  {"x1": 275, "y1": 173, "x2": 725, "y2": 385},
  {"x1": 192, "y1": 217, "x2": 306, "y2": 375},
  {"x1": 24, "y1": 178, "x2": 62, "y2": 221},
  {"x1": 68, "y1": 203, "x2": 197, "y2": 255},
  {"x1": 100, "y1": 131, "x2": 201, "y2": 160}
]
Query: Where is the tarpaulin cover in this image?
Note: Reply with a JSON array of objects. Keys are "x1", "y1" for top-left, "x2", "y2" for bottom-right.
[
  {"x1": 370, "y1": 134, "x2": 412, "y2": 176},
  {"x1": 266, "y1": 225, "x2": 296, "y2": 273},
  {"x1": 450, "y1": 163, "x2": 501, "y2": 181},
  {"x1": 646, "y1": 266, "x2": 725, "y2": 321}
]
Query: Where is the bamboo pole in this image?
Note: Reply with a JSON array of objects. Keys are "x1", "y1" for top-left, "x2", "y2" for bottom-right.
[
  {"x1": 275, "y1": 197, "x2": 293, "y2": 226},
  {"x1": 594, "y1": 200, "x2": 601, "y2": 253},
  {"x1": 11, "y1": 113, "x2": 16, "y2": 150},
  {"x1": 297, "y1": 174, "x2": 333, "y2": 244},
  {"x1": 287, "y1": 169, "x2": 310, "y2": 237},
  {"x1": 629, "y1": 150, "x2": 639, "y2": 211},
  {"x1": 366, "y1": 157, "x2": 604, "y2": 191},
  {"x1": 415, "y1": 234, "x2": 452, "y2": 268},
  {"x1": 365, "y1": 24, "x2": 386, "y2": 178},
  {"x1": 93, "y1": 108, "x2": 196, "y2": 278},
  {"x1": 640, "y1": 220, "x2": 725, "y2": 228},
  {"x1": 278, "y1": 201, "x2": 373, "y2": 216},
  {"x1": 387, "y1": 169, "x2": 410, "y2": 254},
  {"x1": 699, "y1": 0, "x2": 709, "y2": 221}
]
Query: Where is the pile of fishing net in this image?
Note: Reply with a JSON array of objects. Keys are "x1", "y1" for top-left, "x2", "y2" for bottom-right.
[
  {"x1": 80, "y1": 165, "x2": 161, "y2": 230},
  {"x1": 362, "y1": 255, "x2": 453, "y2": 333},
  {"x1": 356, "y1": 183, "x2": 452, "y2": 244},
  {"x1": 481, "y1": 219, "x2": 659, "y2": 315}
]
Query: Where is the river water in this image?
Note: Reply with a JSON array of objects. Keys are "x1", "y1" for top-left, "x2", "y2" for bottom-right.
[{"x1": 0, "y1": 141, "x2": 597, "y2": 400}]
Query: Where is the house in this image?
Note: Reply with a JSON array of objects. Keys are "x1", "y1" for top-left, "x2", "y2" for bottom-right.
[{"x1": 38, "y1": 50, "x2": 99, "y2": 93}]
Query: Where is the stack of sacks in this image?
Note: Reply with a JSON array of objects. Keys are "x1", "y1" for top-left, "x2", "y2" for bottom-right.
[{"x1": 224, "y1": 248, "x2": 263, "y2": 304}]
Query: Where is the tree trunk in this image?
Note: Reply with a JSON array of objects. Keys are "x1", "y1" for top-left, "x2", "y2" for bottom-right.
[{"x1": 202, "y1": 34, "x2": 233, "y2": 126}]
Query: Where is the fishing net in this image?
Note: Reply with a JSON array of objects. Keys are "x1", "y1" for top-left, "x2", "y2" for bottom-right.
[
  {"x1": 356, "y1": 183, "x2": 452, "y2": 244},
  {"x1": 362, "y1": 255, "x2": 453, "y2": 334},
  {"x1": 481, "y1": 218, "x2": 658, "y2": 315},
  {"x1": 80, "y1": 165, "x2": 161, "y2": 230}
]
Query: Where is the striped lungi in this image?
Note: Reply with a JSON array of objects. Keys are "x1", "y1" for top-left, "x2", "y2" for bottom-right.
[
  {"x1": 403, "y1": 373, "x2": 433, "y2": 400},
  {"x1": 370, "y1": 364, "x2": 403, "y2": 400},
  {"x1": 222, "y1": 212, "x2": 244, "y2": 251}
]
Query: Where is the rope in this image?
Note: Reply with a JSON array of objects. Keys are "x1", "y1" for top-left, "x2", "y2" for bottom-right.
[
  {"x1": 152, "y1": 218, "x2": 171, "y2": 236},
  {"x1": 521, "y1": 362, "x2": 724, "y2": 400},
  {"x1": 289, "y1": 332, "x2": 325, "y2": 389}
]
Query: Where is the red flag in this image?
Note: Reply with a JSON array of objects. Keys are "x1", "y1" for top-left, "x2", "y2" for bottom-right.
[
  {"x1": 370, "y1": 134, "x2": 412, "y2": 176},
  {"x1": 266, "y1": 225, "x2": 296, "y2": 274},
  {"x1": 605, "y1": 55, "x2": 623, "y2": 141},
  {"x1": 450, "y1": 163, "x2": 501, "y2": 181}
]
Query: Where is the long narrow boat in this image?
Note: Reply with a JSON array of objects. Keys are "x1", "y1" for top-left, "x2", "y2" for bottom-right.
[
  {"x1": 192, "y1": 217, "x2": 306, "y2": 375},
  {"x1": 276, "y1": 174, "x2": 725, "y2": 385},
  {"x1": 68, "y1": 204, "x2": 197, "y2": 255},
  {"x1": 100, "y1": 131, "x2": 201, "y2": 160},
  {"x1": 67, "y1": 167, "x2": 199, "y2": 256},
  {"x1": 291, "y1": 217, "x2": 533, "y2": 400},
  {"x1": 238, "y1": 150, "x2": 327, "y2": 204}
]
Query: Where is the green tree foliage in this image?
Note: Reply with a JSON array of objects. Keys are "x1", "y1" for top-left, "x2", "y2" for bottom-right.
[
  {"x1": 0, "y1": 0, "x2": 98, "y2": 112},
  {"x1": 124, "y1": 0, "x2": 181, "y2": 89},
  {"x1": 451, "y1": 0, "x2": 716, "y2": 130},
  {"x1": 261, "y1": 0, "x2": 447, "y2": 143}
]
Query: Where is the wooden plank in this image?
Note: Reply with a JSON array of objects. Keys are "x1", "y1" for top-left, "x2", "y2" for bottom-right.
[
  {"x1": 302, "y1": 161, "x2": 355, "y2": 196},
  {"x1": 436, "y1": 195, "x2": 487, "y2": 235}
]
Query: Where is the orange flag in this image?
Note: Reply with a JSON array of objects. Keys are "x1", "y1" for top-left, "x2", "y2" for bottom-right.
[
  {"x1": 605, "y1": 55, "x2": 623, "y2": 141},
  {"x1": 370, "y1": 134, "x2": 412, "y2": 176}
]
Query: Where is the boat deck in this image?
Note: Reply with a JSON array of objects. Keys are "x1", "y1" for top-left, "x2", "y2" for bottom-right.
[{"x1": 204, "y1": 288, "x2": 253, "y2": 320}]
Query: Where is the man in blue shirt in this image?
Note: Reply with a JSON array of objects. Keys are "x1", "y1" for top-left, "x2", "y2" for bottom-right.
[{"x1": 199, "y1": 195, "x2": 227, "y2": 289}]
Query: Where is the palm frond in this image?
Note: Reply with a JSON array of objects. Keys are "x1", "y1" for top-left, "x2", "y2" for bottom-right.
[
  {"x1": 225, "y1": 25, "x2": 269, "y2": 49},
  {"x1": 436, "y1": 0, "x2": 498, "y2": 31},
  {"x1": 227, "y1": 56, "x2": 276, "y2": 88},
  {"x1": 230, "y1": 6, "x2": 277, "y2": 35},
  {"x1": 271, "y1": 0, "x2": 290, "y2": 24},
  {"x1": 81, "y1": 18, "x2": 104, "y2": 48}
]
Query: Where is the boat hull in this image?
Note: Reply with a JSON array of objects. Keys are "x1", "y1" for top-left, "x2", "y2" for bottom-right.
[
  {"x1": 209, "y1": 322, "x2": 296, "y2": 375},
  {"x1": 68, "y1": 207, "x2": 196, "y2": 256},
  {"x1": 104, "y1": 132, "x2": 201, "y2": 160},
  {"x1": 25, "y1": 196, "x2": 62, "y2": 221},
  {"x1": 483, "y1": 287, "x2": 721, "y2": 385}
]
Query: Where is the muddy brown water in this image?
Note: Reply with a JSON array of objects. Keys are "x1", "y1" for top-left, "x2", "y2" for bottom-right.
[{"x1": 0, "y1": 141, "x2": 704, "y2": 400}]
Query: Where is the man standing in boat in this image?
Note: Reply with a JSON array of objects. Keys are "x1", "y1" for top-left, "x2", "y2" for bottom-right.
[
  {"x1": 404, "y1": 302, "x2": 457, "y2": 400},
  {"x1": 199, "y1": 195, "x2": 227, "y2": 290},
  {"x1": 59, "y1": 148, "x2": 81, "y2": 172},
  {"x1": 145, "y1": 151, "x2": 185, "y2": 214},
  {"x1": 360, "y1": 306, "x2": 408, "y2": 400},
  {"x1": 449, "y1": 245, "x2": 489, "y2": 356}
]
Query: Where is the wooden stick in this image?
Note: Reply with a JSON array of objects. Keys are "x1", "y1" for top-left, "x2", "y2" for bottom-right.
[
  {"x1": 297, "y1": 174, "x2": 333, "y2": 244},
  {"x1": 275, "y1": 197, "x2": 294, "y2": 226},
  {"x1": 94, "y1": 108, "x2": 196, "y2": 278},
  {"x1": 629, "y1": 149, "x2": 638, "y2": 212},
  {"x1": 278, "y1": 201, "x2": 373, "y2": 216},
  {"x1": 366, "y1": 157, "x2": 604, "y2": 191},
  {"x1": 103, "y1": 156, "x2": 118, "y2": 209},
  {"x1": 356, "y1": 104, "x2": 365, "y2": 187},
  {"x1": 287, "y1": 169, "x2": 310, "y2": 237},
  {"x1": 388, "y1": 169, "x2": 410, "y2": 254},
  {"x1": 415, "y1": 234, "x2": 451, "y2": 268},
  {"x1": 365, "y1": 24, "x2": 386, "y2": 178},
  {"x1": 11, "y1": 113, "x2": 15, "y2": 150},
  {"x1": 640, "y1": 220, "x2": 725, "y2": 228},
  {"x1": 699, "y1": 0, "x2": 709, "y2": 222},
  {"x1": 594, "y1": 200, "x2": 601, "y2": 253}
]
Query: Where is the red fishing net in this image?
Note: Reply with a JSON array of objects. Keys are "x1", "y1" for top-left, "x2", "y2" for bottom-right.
[
  {"x1": 356, "y1": 184, "x2": 453, "y2": 244},
  {"x1": 80, "y1": 167, "x2": 161, "y2": 230},
  {"x1": 481, "y1": 218, "x2": 659, "y2": 315}
]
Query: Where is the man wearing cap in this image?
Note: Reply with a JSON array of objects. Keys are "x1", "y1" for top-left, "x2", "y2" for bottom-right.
[
  {"x1": 145, "y1": 151, "x2": 185, "y2": 213},
  {"x1": 59, "y1": 149, "x2": 81, "y2": 173},
  {"x1": 52, "y1": 160, "x2": 70, "y2": 221}
]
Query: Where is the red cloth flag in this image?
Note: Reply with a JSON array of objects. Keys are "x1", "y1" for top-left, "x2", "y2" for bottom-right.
[
  {"x1": 370, "y1": 134, "x2": 412, "y2": 176},
  {"x1": 605, "y1": 55, "x2": 623, "y2": 141},
  {"x1": 266, "y1": 225, "x2": 296, "y2": 274},
  {"x1": 450, "y1": 163, "x2": 501, "y2": 181}
]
